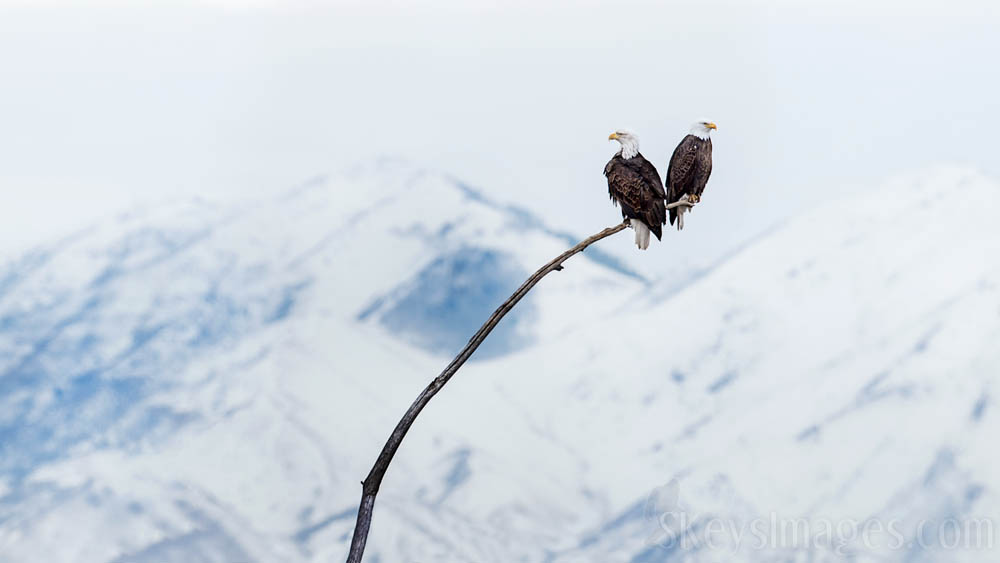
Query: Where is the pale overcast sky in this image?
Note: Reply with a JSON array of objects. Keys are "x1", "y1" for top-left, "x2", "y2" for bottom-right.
[{"x1": 2, "y1": 0, "x2": 998, "y2": 276}]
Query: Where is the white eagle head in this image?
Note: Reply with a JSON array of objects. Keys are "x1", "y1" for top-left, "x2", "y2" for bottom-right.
[
  {"x1": 689, "y1": 119, "x2": 718, "y2": 141},
  {"x1": 608, "y1": 130, "x2": 640, "y2": 159}
]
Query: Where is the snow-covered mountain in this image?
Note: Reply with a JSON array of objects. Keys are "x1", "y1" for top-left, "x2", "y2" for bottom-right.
[{"x1": 1, "y1": 162, "x2": 998, "y2": 562}]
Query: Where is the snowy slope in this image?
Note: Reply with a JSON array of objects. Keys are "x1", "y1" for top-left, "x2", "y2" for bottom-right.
[
  {"x1": 0, "y1": 158, "x2": 644, "y2": 562},
  {"x1": 467, "y1": 167, "x2": 1000, "y2": 562},
  {"x1": 1, "y1": 164, "x2": 999, "y2": 562}
]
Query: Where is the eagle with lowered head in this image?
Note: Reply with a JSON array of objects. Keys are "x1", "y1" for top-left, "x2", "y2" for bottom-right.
[
  {"x1": 604, "y1": 130, "x2": 667, "y2": 250},
  {"x1": 666, "y1": 120, "x2": 716, "y2": 230}
]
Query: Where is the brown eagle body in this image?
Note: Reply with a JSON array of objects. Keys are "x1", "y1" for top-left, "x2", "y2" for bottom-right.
[
  {"x1": 666, "y1": 134, "x2": 713, "y2": 228},
  {"x1": 603, "y1": 151, "x2": 667, "y2": 243}
]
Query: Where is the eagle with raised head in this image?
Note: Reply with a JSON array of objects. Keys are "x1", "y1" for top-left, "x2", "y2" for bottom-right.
[
  {"x1": 604, "y1": 130, "x2": 666, "y2": 249},
  {"x1": 666, "y1": 120, "x2": 716, "y2": 230}
]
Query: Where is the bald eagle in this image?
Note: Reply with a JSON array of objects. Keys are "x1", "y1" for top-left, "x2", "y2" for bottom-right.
[
  {"x1": 666, "y1": 120, "x2": 716, "y2": 230},
  {"x1": 604, "y1": 130, "x2": 667, "y2": 249}
]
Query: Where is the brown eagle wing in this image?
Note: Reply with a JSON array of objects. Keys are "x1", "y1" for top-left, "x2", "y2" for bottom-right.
[
  {"x1": 626, "y1": 152, "x2": 666, "y2": 200},
  {"x1": 666, "y1": 135, "x2": 708, "y2": 225},
  {"x1": 666, "y1": 135, "x2": 700, "y2": 205},
  {"x1": 692, "y1": 139, "x2": 713, "y2": 199},
  {"x1": 604, "y1": 154, "x2": 666, "y2": 240}
]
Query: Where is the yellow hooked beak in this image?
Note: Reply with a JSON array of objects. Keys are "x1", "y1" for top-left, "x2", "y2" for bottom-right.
[
  {"x1": 608, "y1": 132, "x2": 619, "y2": 140},
  {"x1": 706, "y1": 122, "x2": 718, "y2": 130}
]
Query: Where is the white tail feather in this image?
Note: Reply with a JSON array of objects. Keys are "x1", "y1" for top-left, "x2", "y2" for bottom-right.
[
  {"x1": 631, "y1": 219, "x2": 651, "y2": 250},
  {"x1": 675, "y1": 195, "x2": 690, "y2": 230}
]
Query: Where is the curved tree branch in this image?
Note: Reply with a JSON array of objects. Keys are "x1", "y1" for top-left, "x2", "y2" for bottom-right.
[{"x1": 346, "y1": 200, "x2": 694, "y2": 562}]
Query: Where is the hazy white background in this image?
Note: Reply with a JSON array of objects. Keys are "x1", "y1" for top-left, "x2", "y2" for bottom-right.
[
  {"x1": 1, "y1": 3, "x2": 999, "y2": 561},
  {"x1": 2, "y1": 0, "x2": 998, "y2": 275}
]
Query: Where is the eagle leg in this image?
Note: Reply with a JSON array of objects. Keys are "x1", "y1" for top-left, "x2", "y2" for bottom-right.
[{"x1": 688, "y1": 193, "x2": 701, "y2": 204}]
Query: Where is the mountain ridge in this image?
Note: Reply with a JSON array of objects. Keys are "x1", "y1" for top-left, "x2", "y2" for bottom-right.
[{"x1": 1, "y1": 164, "x2": 998, "y2": 562}]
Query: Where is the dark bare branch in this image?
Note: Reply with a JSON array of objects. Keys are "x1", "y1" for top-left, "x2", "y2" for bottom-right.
[{"x1": 345, "y1": 208, "x2": 693, "y2": 562}]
